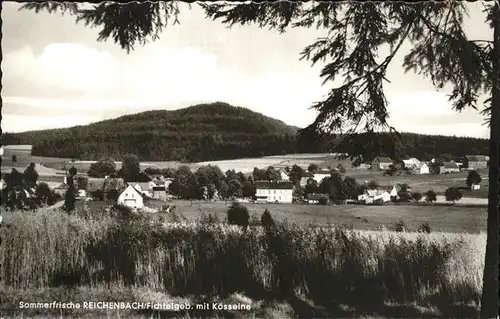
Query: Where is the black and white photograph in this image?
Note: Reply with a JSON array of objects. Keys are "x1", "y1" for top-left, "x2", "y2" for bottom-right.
[{"x1": 0, "y1": 1, "x2": 498, "y2": 318}]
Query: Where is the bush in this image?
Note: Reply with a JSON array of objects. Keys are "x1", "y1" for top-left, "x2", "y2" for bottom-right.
[
  {"x1": 394, "y1": 220, "x2": 407, "y2": 232},
  {"x1": 261, "y1": 209, "x2": 275, "y2": 228},
  {"x1": 107, "y1": 189, "x2": 119, "y2": 201},
  {"x1": 397, "y1": 191, "x2": 412, "y2": 202},
  {"x1": 412, "y1": 192, "x2": 423, "y2": 202},
  {"x1": 445, "y1": 187, "x2": 463, "y2": 204},
  {"x1": 227, "y1": 201, "x2": 249, "y2": 228},
  {"x1": 91, "y1": 189, "x2": 104, "y2": 201},
  {"x1": 425, "y1": 190, "x2": 437, "y2": 203},
  {"x1": 418, "y1": 222, "x2": 432, "y2": 234}
]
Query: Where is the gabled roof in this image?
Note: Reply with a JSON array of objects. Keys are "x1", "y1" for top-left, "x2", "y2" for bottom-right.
[
  {"x1": 121, "y1": 184, "x2": 144, "y2": 197},
  {"x1": 442, "y1": 162, "x2": 459, "y2": 169},
  {"x1": 373, "y1": 157, "x2": 393, "y2": 163},
  {"x1": 464, "y1": 155, "x2": 488, "y2": 162},
  {"x1": 87, "y1": 178, "x2": 106, "y2": 192},
  {"x1": 54, "y1": 183, "x2": 69, "y2": 189},
  {"x1": 415, "y1": 162, "x2": 428, "y2": 169},
  {"x1": 255, "y1": 180, "x2": 294, "y2": 190}
]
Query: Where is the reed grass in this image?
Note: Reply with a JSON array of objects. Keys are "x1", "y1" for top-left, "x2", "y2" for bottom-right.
[{"x1": 0, "y1": 208, "x2": 485, "y2": 315}]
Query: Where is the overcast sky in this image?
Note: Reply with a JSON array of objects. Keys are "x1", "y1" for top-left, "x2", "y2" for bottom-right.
[{"x1": 1, "y1": 2, "x2": 492, "y2": 138}]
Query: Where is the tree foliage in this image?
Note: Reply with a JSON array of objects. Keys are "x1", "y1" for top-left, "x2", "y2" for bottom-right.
[
  {"x1": 444, "y1": 187, "x2": 463, "y2": 204},
  {"x1": 22, "y1": 162, "x2": 38, "y2": 188},
  {"x1": 425, "y1": 190, "x2": 437, "y2": 203},
  {"x1": 88, "y1": 157, "x2": 117, "y2": 177},
  {"x1": 466, "y1": 170, "x2": 483, "y2": 187},
  {"x1": 227, "y1": 201, "x2": 250, "y2": 229}
]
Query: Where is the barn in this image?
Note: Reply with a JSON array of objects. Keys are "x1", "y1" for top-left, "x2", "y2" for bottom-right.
[{"x1": 463, "y1": 155, "x2": 488, "y2": 170}]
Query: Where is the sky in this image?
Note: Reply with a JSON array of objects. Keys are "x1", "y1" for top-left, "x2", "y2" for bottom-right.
[{"x1": 1, "y1": 2, "x2": 492, "y2": 138}]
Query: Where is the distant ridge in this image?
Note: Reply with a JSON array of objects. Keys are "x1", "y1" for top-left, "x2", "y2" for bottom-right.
[
  {"x1": 1, "y1": 101, "x2": 489, "y2": 162},
  {"x1": 1, "y1": 102, "x2": 300, "y2": 162}
]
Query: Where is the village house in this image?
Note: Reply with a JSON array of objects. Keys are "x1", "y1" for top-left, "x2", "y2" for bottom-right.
[
  {"x1": 402, "y1": 157, "x2": 421, "y2": 169},
  {"x1": 358, "y1": 188, "x2": 392, "y2": 204},
  {"x1": 413, "y1": 162, "x2": 430, "y2": 175},
  {"x1": 463, "y1": 155, "x2": 488, "y2": 170},
  {"x1": 52, "y1": 176, "x2": 70, "y2": 196},
  {"x1": 437, "y1": 162, "x2": 460, "y2": 174},
  {"x1": 117, "y1": 184, "x2": 144, "y2": 209},
  {"x1": 313, "y1": 169, "x2": 335, "y2": 184},
  {"x1": 152, "y1": 186, "x2": 167, "y2": 201},
  {"x1": 255, "y1": 180, "x2": 294, "y2": 204},
  {"x1": 130, "y1": 181, "x2": 156, "y2": 197},
  {"x1": 299, "y1": 171, "x2": 315, "y2": 187},
  {"x1": 371, "y1": 157, "x2": 393, "y2": 170},
  {"x1": 279, "y1": 169, "x2": 290, "y2": 181}
]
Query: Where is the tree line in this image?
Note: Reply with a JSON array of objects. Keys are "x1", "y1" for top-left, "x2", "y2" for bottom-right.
[{"x1": 1, "y1": 106, "x2": 489, "y2": 163}]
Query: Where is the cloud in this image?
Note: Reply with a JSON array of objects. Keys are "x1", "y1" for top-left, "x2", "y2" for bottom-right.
[
  {"x1": 386, "y1": 91, "x2": 488, "y2": 138},
  {"x1": 1, "y1": 114, "x2": 100, "y2": 133},
  {"x1": 2, "y1": 44, "x2": 119, "y2": 94}
]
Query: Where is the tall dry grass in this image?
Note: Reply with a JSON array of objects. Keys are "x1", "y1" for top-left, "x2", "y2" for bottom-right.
[{"x1": 0, "y1": 208, "x2": 485, "y2": 312}]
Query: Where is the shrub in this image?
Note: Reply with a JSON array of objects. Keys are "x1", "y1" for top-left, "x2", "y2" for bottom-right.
[
  {"x1": 425, "y1": 190, "x2": 437, "y2": 203},
  {"x1": 318, "y1": 197, "x2": 328, "y2": 205},
  {"x1": 466, "y1": 170, "x2": 482, "y2": 188},
  {"x1": 418, "y1": 222, "x2": 432, "y2": 234},
  {"x1": 107, "y1": 189, "x2": 119, "y2": 201},
  {"x1": 445, "y1": 187, "x2": 463, "y2": 204},
  {"x1": 227, "y1": 201, "x2": 249, "y2": 228},
  {"x1": 397, "y1": 191, "x2": 412, "y2": 202},
  {"x1": 63, "y1": 186, "x2": 76, "y2": 213},
  {"x1": 412, "y1": 192, "x2": 423, "y2": 202},
  {"x1": 91, "y1": 189, "x2": 104, "y2": 201},
  {"x1": 394, "y1": 220, "x2": 407, "y2": 232},
  {"x1": 261, "y1": 209, "x2": 275, "y2": 228}
]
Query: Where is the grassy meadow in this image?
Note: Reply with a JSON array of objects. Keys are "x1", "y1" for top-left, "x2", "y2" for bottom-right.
[
  {"x1": 0, "y1": 206, "x2": 486, "y2": 318},
  {"x1": 155, "y1": 200, "x2": 487, "y2": 234}
]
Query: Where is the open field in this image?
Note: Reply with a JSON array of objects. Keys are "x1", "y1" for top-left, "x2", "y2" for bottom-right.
[
  {"x1": 164, "y1": 200, "x2": 487, "y2": 233},
  {"x1": 0, "y1": 209, "x2": 486, "y2": 318},
  {"x1": 349, "y1": 169, "x2": 490, "y2": 199},
  {"x1": 5, "y1": 153, "x2": 350, "y2": 174},
  {"x1": 95, "y1": 198, "x2": 488, "y2": 234}
]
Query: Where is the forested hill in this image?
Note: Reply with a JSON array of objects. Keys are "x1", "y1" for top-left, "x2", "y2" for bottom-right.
[
  {"x1": 2, "y1": 101, "x2": 489, "y2": 162},
  {"x1": 2, "y1": 102, "x2": 300, "y2": 161}
]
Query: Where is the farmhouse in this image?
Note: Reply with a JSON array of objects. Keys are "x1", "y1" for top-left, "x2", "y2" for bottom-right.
[
  {"x1": 402, "y1": 157, "x2": 421, "y2": 169},
  {"x1": 463, "y1": 155, "x2": 488, "y2": 170},
  {"x1": 117, "y1": 184, "x2": 144, "y2": 209},
  {"x1": 129, "y1": 181, "x2": 155, "y2": 197},
  {"x1": 413, "y1": 162, "x2": 430, "y2": 175},
  {"x1": 358, "y1": 189, "x2": 391, "y2": 204},
  {"x1": 255, "y1": 180, "x2": 293, "y2": 204},
  {"x1": 438, "y1": 162, "x2": 460, "y2": 174},
  {"x1": 152, "y1": 186, "x2": 167, "y2": 201},
  {"x1": 312, "y1": 169, "x2": 333, "y2": 184},
  {"x1": 371, "y1": 157, "x2": 393, "y2": 170}
]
